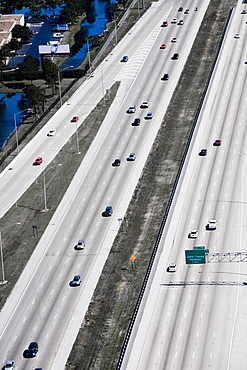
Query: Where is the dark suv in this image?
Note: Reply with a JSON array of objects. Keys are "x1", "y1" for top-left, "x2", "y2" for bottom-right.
[
  {"x1": 23, "y1": 342, "x2": 38, "y2": 358},
  {"x1": 102, "y1": 206, "x2": 113, "y2": 217},
  {"x1": 172, "y1": 53, "x2": 179, "y2": 60},
  {"x1": 162, "y1": 73, "x2": 169, "y2": 80}
]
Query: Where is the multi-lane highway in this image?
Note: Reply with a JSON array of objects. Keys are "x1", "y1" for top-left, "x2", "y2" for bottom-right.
[
  {"x1": 121, "y1": 1, "x2": 247, "y2": 369},
  {"x1": 0, "y1": 1, "x2": 211, "y2": 369}
]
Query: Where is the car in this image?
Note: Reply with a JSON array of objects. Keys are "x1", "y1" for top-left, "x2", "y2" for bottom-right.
[
  {"x1": 23, "y1": 342, "x2": 38, "y2": 358},
  {"x1": 184, "y1": 9, "x2": 189, "y2": 14},
  {"x1": 71, "y1": 116, "x2": 79, "y2": 122},
  {"x1": 127, "y1": 106, "x2": 136, "y2": 113},
  {"x1": 161, "y1": 73, "x2": 169, "y2": 80},
  {"x1": 121, "y1": 55, "x2": 129, "y2": 62},
  {"x1": 127, "y1": 153, "x2": 136, "y2": 161},
  {"x1": 167, "y1": 263, "x2": 177, "y2": 272},
  {"x1": 178, "y1": 7, "x2": 183, "y2": 11},
  {"x1": 171, "y1": 37, "x2": 177, "y2": 42},
  {"x1": 213, "y1": 139, "x2": 221, "y2": 146},
  {"x1": 145, "y1": 112, "x2": 153, "y2": 119},
  {"x1": 188, "y1": 230, "x2": 198, "y2": 238},
  {"x1": 74, "y1": 239, "x2": 85, "y2": 250},
  {"x1": 241, "y1": 9, "x2": 247, "y2": 14},
  {"x1": 53, "y1": 32, "x2": 64, "y2": 38},
  {"x1": 207, "y1": 220, "x2": 217, "y2": 230},
  {"x1": 161, "y1": 21, "x2": 168, "y2": 27},
  {"x1": 171, "y1": 18, "x2": 177, "y2": 23},
  {"x1": 47, "y1": 128, "x2": 56, "y2": 136},
  {"x1": 160, "y1": 43, "x2": 166, "y2": 49},
  {"x1": 3, "y1": 361, "x2": 15, "y2": 369},
  {"x1": 102, "y1": 206, "x2": 113, "y2": 217},
  {"x1": 171, "y1": 53, "x2": 179, "y2": 59},
  {"x1": 70, "y1": 275, "x2": 81, "y2": 286},
  {"x1": 33, "y1": 157, "x2": 43, "y2": 165},
  {"x1": 140, "y1": 100, "x2": 149, "y2": 108},
  {"x1": 234, "y1": 33, "x2": 240, "y2": 38},
  {"x1": 132, "y1": 118, "x2": 141, "y2": 126},
  {"x1": 177, "y1": 19, "x2": 184, "y2": 25},
  {"x1": 112, "y1": 158, "x2": 121, "y2": 166},
  {"x1": 199, "y1": 149, "x2": 207, "y2": 156}
]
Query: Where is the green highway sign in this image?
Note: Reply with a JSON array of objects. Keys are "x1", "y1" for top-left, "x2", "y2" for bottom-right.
[{"x1": 185, "y1": 249, "x2": 208, "y2": 264}]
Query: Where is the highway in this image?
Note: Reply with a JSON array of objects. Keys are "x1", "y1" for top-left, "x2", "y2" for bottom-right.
[
  {"x1": 0, "y1": 1, "x2": 211, "y2": 369},
  {"x1": 121, "y1": 1, "x2": 247, "y2": 369}
]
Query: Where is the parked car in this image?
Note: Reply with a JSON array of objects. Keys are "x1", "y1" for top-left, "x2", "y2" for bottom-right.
[
  {"x1": 74, "y1": 240, "x2": 85, "y2": 250},
  {"x1": 70, "y1": 275, "x2": 81, "y2": 286},
  {"x1": 121, "y1": 55, "x2": 129, "y2": 62},
  {"x1": 127, "y1": 153, "x2": 136, "y2": 161},
  {"x1": 102, "y1": 206, "x2": 113, "y2": 217},
  {"x1": 33, "y1": 157, "x2": 43, "y2": 165},
  {"x1": 112, "y1": 159, "x2": 121, "y2": 166}
]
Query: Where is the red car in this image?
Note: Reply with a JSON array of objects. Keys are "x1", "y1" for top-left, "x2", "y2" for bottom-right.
[
  {"x1": 213, "y1": 140, "x2": 221, "y2": 146},
  {"x1": 161, "y1": 21, "x2": 168, "y2": 27},
  {"x1": 160, "y1": 44, "x2": 166, "y2": 49},
  {"x1": 71, "y1": 116, "x2": 79, "y2": 122},
  {"x1": 33, "y1": 157, "x2": 43, "y2": 165}
]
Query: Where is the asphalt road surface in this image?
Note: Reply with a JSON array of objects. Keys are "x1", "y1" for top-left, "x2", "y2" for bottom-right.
[
  {"x1": 0, "y1": 0, "x2": 211, "y2": 369},
  {"x1": 121, "y1": 2, "x2": 247, "y2": 369}
]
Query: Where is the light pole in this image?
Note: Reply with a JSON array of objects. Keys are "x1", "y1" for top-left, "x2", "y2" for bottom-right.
[
  {"x1": 87, "y1": 40, "x2": 92, "y2": 75},
  {"x1": 113, "y1": 16, "x2": 118, "y2": 45},
  {"x1": 42, "y1": 164, "x2": 62, "y2": 212},
  {"x1": 14, "y1": 108, "x2": 30, "y2": 154},
  {"x1": 75, "y1": 120, "x2": 80, "y2": 154},
  {"x1": 101, "y1": 65, "x2": 106, "y2": 106},
  {"x1": 58, "y1": 66, "x2": 73, "y2": 107},
  {"x1": 0, "y1": 222, "x2": 21, "y2": 284}
]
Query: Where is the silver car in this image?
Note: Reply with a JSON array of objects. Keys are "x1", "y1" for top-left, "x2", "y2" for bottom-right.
[{"x1": 127, "y1": 153, "x2": 136, "y2": 161}]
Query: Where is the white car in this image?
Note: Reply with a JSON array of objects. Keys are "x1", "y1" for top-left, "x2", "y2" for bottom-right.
[
  {"x1": 234, "y1": 33, "x2": 240, "y2": 38},
  {"x1": 145, "y1": 112, "x2": 153, "y2": 119},
  {"x1": 74, "y1": 240, "x2": 85, "y2": 250},
  {"x1": 4, "y1": 361, "x2": 15, "y2": 369},
  {"x1": 127, "y1": 106, "x2": 136, "y2": 113},
  {"x1": 171, "y1": 37, "x2": 177, "y2": 42},
  {"x1": 127, "y1": 153, "x2": 136, "y2": 161},
  {"x1": 184, "y1": 9, "x2": 189, "y2": 14},
  {"x1": 189, "y1": 230, "x2": 198, "y2": 238},
  {"x1": 140, "y1": 100, "x2": 150, "y2": 108},
  {"x1": 177, "y1": 19, "x2": 184, "y2": 25},
  {"x1": 171, "y1": 18, "x2": 177, "y2": 23},
  {"x1": 207, "y1": 220, "x2": 217, "y2": 230},
  {"x1": 47, "y1": 129, "x2": 56, "y2": 136},
  {"x1": 167, "y1": 263, "x2": 177, "y2": 272}
]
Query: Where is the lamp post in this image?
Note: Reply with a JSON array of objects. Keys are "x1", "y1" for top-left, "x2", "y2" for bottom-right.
[
  {"x1": 42, "y1": 164, "x2": 62, "y2": 212},
  {"x1": 87, "y1": 40, "x2": 92, "y2": 75},
  {"x1": 113, "y1": 16, "x2": 118, "y2": 45},
  {"x1": 14, "y1": 108, "x2": 30, "y2": 154},
  {"x1": 58, "y1": 66, "x2": 73, "y2": 107},
  {"x1": 0, "y1": 222, "x2": 21, "y2": 284}
]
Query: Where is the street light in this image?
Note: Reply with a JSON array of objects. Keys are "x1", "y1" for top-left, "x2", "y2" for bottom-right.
[
  {"x1": 58, "y1": 66, "x2": 73, "y2": 107},
  {"x1": 42, "y1": 164, "x2": 62, "y2": 212},
  {"x1": 87, "y1": 40, "x2": 92, "y2": 75},
  {"x1": 113, "y1": 16, "x2": 118, "y2": 45},
  {"x1": 0, "y1": 222, "x2": 21, "y2": 284},
  {"x1": 14, "y1": 108, "x2": 30, "y2": 154}
]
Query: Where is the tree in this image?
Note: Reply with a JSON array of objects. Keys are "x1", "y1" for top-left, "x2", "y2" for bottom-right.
[
  {"x1": 60, "y1": 0, "x2": 86, "y2": 24},
  {"x1": 12, "y1": 24, "x2": 32, "y2": 42},
  {"x1": 88, "y1": 35, "x2": 101, "y2": 48},
  {"x1": 17, "y1": 55, "x2": 40, "y2": 83},
  {"x1": 25, "y1": 0, "x2": 43, "y2": 17},
  {"x1": 22, "y1": 84, "x2": 46, "y2": 114},
  {"x1": 106, "y1": 3, "x2": 119, "y2": 22},
  {"x1": 0, "y1": 44, "x2": 12, "y2": 65},
  {"x1": 42, "y1": 58, "x2": 58, "y2": 96},
  {"x1": 45, "y1": 0, "x2": 61, "y2": 16}
]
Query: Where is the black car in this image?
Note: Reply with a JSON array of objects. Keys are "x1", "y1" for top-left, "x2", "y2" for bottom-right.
[
  {"x1": 162, "y1": 73, "x2": 169, "y2": 80},
  {"x1": 199, "y1": 149, "x2": 207, "y2": 156},
  {"x1": 102, "y1": 206, "x2": 113, "y2": 217},
  {"x1": 178, "y1": 6, "x2": 183, "y2": 11},
  {"x1": 112, "y1": 159, "x2": 121, "y2": 166},
  {"x1": 132, "y1": 118, "x2": 141, "y2": 126},
  {"x1": 23, "y1": 342, "x2": 38, "y2": 358},
  {"x1": 172, "y1": 53, "x2": 179, "y2": 60}
]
